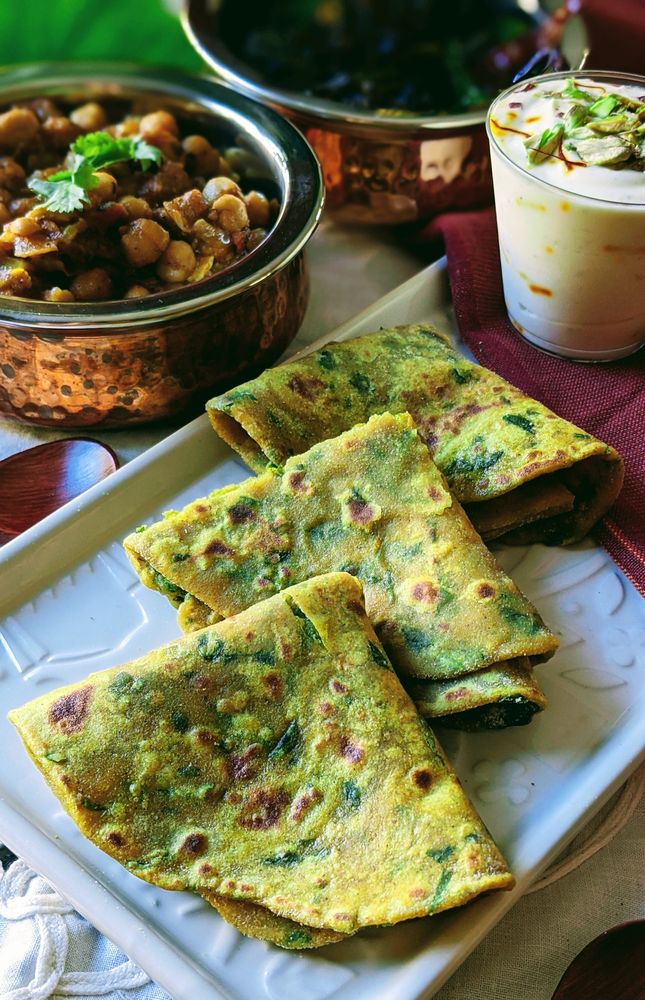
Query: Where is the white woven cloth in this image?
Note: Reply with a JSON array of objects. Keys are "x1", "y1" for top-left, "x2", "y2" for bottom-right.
[{"x1": 0, "y1": 861, "x2": 167, "y2": 1000}]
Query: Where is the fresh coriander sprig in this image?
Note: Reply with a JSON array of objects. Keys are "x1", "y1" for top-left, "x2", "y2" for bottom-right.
[{"x1": 28, "y1": 131, "x2": 162, "y2": 214}]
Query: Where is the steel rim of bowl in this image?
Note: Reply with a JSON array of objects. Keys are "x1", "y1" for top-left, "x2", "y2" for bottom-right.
[
  {"x1": 0, "y1": 62, "x2": 324, "y2": 330},
  {"x1": 183, "y1": 0, "x2": 588, "y2": 136}
]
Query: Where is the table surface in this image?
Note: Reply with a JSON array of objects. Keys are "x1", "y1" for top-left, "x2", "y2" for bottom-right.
[{"x1": 0, "y1": 220, "x2": 643, "y2": 1000}]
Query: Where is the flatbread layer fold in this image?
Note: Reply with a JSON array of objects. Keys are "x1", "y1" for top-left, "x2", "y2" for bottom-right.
[
  {"x1": 408, "y1": 657, "x2": 547, "y2": 731},
  {"x1": 201, "y1": 893, "x2": 348, "y2": 948},
  {"x1": 206, "y1": 324, "x2": 623, "y2": 545},
  {"x1": 170, "y1": 607, "x2": 548, "y2": 731},
  {"x1": 124, "y1": 412, "x2": 558, "y2": 725},
  {"x1": 9, "y1": 573, "x2": 514, "y2": 941}
]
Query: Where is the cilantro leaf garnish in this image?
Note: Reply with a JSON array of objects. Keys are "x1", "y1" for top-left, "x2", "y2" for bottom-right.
[
  {"x1": 28, "y1": 176, "x2": 90, "y2": 214},
  {"x1": 73, "y1": 132, "x2": 162, "y2": 171},
  {"x1": 28, "y1": 130, "x2": 163, "y2": 214}
]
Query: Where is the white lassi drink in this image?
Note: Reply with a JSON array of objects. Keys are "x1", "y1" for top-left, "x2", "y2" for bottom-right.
[{"x1": 486, "y1": 71, "x2": 645, "y2": 360}]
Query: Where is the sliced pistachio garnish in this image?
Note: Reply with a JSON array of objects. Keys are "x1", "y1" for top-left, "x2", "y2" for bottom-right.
[
  {"x1": 524, "y1": 124, "x2": 564, "y2": 165},
  {"x1": 568, "y1": 135, "x2": 633, "y2": 167},
  {"x1": 587, "y1": 113, "x2": 635, "y2": 134},
  {"x1": 588, "y1": 94, "x2": 621, "y2": 119},
  {"x1": 561, "y1": 79, "x2": 593, "y2": 105},
  {"x1": 564, "y1": 105, "x2": 588, "y2": 132},
  {"x1": 524, "y1": 78, "x2": 645, "y2": 170}
]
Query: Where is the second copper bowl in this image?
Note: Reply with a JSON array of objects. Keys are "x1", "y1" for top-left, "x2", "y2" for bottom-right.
[{"x1": 184, "y1": 0, "x2": 588, "y2": 226}]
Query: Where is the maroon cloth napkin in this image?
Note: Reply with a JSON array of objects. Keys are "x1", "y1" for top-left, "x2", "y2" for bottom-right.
[
  {"x1": 581, "y1": 0, "x2": 645, "y2": 75},
  {"x1": 425, "y1": 208, "x2": 645, "y2": 596}
]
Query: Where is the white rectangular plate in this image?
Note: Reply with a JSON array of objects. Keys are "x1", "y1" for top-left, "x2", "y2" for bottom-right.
[{"x1": 1, "y1": 260, "x2": 644, "y2": 1000}]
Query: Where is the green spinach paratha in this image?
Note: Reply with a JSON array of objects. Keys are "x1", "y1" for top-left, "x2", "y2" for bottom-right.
[
  {"x1": 207, "y1": 325, "x2": 623, "y2": 545},
  {"x1": 9, "y1": 573, "x2": 514, "y2": 943},
  {"x1": 124, "y1": 412, "x2": 558, "y2": 727}
]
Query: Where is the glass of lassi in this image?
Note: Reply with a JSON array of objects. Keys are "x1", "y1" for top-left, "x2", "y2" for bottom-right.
[{"x1": 486, "y1": 71, "x2": 645, "y2": 361}]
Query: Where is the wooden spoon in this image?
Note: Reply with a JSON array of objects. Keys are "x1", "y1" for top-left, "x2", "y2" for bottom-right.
[
  {"x1": 551, "y1": 920, "x2": 644, "y2": 1000},
  {"x1": 0, "y1": 438, "x2": 118, "y2": 538}
]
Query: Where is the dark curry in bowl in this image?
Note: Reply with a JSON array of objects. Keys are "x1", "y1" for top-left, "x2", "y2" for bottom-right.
[
  {"x1": 217, "y1": 0, "x2": 558, "y2": 116},
  {"x1": 184, "y1": 0, "x2": 584, "y2": 225}
]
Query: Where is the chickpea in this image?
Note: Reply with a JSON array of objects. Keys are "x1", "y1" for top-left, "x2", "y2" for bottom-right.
[
  {"x1": 163, "y1": 189, "x2": 208, "y2": 233},
  {"x1": 192, "y1": 220, "x2": 234, "y2": 264},
  {"x1": 208, "y1": 193, "x2": 249, "y2": 233},
  {"x1": 121, "y1": 218, "x2": 170, "y2": 267},
  {"x1": 70, "y1": 267, "x2": 112, "y2": 302},
  {"x1": 0, "y1": 158, "x2": 26, "y2": 193},
  {"x1": 139, "y1": 161, "x2": 191, "y2": 202},
  {"x1": 154, "y1": 131, "x2": 184, "y2": 161},
  {"x1": 43, "y1": 286, "x2": 75, "y2": 303},
  {"x1": 140, "y1": 110, "x2": 179, "y2": 141},
  {"x1": 139, "y1": 111, "x2": 182, "y2": 160},
  {"x1": 246, "y1": 227, "x2": 268, "y2": 253},
  {"x1": 202, "y1": 176, "x2": 241, "y2": 205},
  {"x1": 113, "y1": 117, "x2": 141, "y2": 139},
  {"x1": 216, "y1": 155, "x2": 232, "y2": 177},
  {"x1": 156, "y1": 240, "x2": 196, "y2": 283},
  {"x1": 28, "y1": 98, "x2": 60, "y2": 122},
  {"x1": 0, "y1": 260, "x2": 31, "y2": 294},
  {"x1": 89, "y1": 172, "x2": 118, "y2": 204},
  {"x1": 182, "y1": 134, "x2": 221, "y2": 176},
  {"x1": 42, "y1": 116, "x2": 82, "y2": 150},
  {"x1": 182, "y1": 134, "x2": 209, "y2": 158},
  {"x1": 244, "y1": 190, "x2": 271, "y2": 228},
  {"x1": 124, "y1": 284, "x2": 150, "y2": 298},
  {"x1": 0, "y1": 107, "x2": 39, "y2": 147},
  {"x1": 70, "y1": 102, "x2": 108, "y2": 132},
  {"x1": 119, "y1": 195, "x2": 153, "y2": 220}
]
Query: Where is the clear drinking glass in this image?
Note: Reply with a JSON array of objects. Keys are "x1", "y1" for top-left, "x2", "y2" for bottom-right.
[{"x1": 486, "y1": 71, "x2": 645, "y2": 361}]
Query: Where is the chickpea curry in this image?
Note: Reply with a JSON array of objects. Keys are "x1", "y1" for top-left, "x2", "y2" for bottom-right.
[{"x1": 0, "y1": 98, "x2": 278, "y2": 303}]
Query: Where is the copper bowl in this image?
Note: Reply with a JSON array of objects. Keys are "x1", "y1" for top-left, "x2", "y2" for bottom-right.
[
  {"x1": 0, "y1": 64, "x2": 323, "y2": 428},
  {"x1": 184, "y1": 0, "x2": 587, "y2": 226}
]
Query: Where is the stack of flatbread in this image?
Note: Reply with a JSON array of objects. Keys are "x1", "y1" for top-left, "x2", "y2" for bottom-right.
[
  {"x1": 125, "y1": 411, "x2": 559, "y2": 729},
  {"x1": 11, "y1": 323, "x2": 623, "y2": 950}
]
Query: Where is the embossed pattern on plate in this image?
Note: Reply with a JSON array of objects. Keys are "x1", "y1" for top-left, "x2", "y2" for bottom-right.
[{"x1": 0, "y1": 260, "x2": 643, "y2": 1000}]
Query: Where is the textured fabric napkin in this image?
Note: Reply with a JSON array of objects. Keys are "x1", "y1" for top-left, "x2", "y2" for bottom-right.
[
  {"x1": 425, "y1": 208, "x2": 645, "y2": 596},
  {"x1": 0, "y1": 859, "x2": 167, "y2": 1000}
]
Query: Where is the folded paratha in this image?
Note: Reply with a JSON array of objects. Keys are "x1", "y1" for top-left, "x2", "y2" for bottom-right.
[
  {"x1": 409, "y1": 656, "x2": 547, "y2": 731},
  {"x1": 9, "y1": 573, "x2": 514, "y2": 945},
  {"x1": 125, "y1": 412, "x2": 558, "y2": 727},
  {"x1": 202, "y1": 893, "x2": 347, "y2": 948},
  {"x1": 207, "y1": 325, "x2": 623, "y2": 545}
]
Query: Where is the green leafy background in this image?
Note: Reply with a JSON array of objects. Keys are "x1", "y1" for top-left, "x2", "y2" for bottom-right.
[{"x1": 0, "y1": 0, "x2": 202, "y2": 69}]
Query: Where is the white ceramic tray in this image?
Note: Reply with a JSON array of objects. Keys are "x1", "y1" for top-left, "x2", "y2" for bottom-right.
[{"x1": 1, "y1": 260, "x2": 644, "y2": 1000}]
